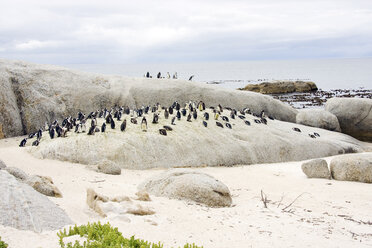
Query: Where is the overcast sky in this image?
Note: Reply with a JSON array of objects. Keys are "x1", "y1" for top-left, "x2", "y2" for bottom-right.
[{"x1": 1, "y1": 0, "x2": 372, "y2": 64}]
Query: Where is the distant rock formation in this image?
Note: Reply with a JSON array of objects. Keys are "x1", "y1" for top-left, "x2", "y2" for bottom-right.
[
  {"x1": 239, "y1": 81, "x2": 318, "y2": 94},
  {"x1": 0, "y1": 59, "x2": 298, "y2": 138},
  {"x1": 325, "y1": 98, "x2": 372, "y2": 142}
]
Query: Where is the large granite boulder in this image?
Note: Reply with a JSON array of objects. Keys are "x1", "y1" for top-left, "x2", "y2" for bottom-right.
[
  {"x1": 325, "y1": 98, "x2": 372, "y2": 141},
  {"x1": 139, "y1": 170, "x2": 232, "y2": 207},
  {"x1": 330, "y1": 153, "x2": 372, "y2": 183},
  {"x1": 0, "y1": 170, "x2": 71, "y2": 232},
  {"x1": 0, "y1": 59, "x2": 297, "y2": 138},
  {"x1": 25, "y1": 175, "x2": 63, "y2": 198},
  {"x1": 296, "y1": 109, "x2": 341, "y2": 132},
  {"x1": 0, "y1": 159, "x2": 6, "y2": 170},
  {"x1": 301, "y1": 159, "x2": 331, "y2": 179},
  {"x1": 31, "y1": 111, "x2": 371, "y2": 169},
  {"x1": 240, "y1": 81, "x2": 318, "y2": 94}
]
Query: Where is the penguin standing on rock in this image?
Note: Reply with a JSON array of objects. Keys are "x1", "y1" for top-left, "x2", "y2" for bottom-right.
[
  {"x1": 171, "y1": 116, "x2": 176, "y2": 125},
  {"x1": 110, "y1": 118, "x2": 115, "y2": 129},
  {"x1": 152, "y1": 113, "x2": 159, "y2": 124},
  {"x1": 164, "y1": 109, "x2": 169, "y2": 119},
  {"x1": 141, "y1": 117, "x2": 148, "y2": 131},
  {"x1": 101, "y1": 123, "x2": 106, "y2": 133},
  {"x1": 120, "y1": 119, "x2": 127, "y2": 132},
  {"x1": 19, "y1": 138, "x2": 27, "y2": 147}
]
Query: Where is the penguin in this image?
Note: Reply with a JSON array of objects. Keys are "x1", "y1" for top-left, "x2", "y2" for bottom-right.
[
  {"x1": 203, "y1": 121, "x2": 208, "y2": 127},
  {"x1": 81, "y1": 123, "x2": 86, "y2": 133},
  {"x1": 169, "y1": 106, "x2": 174, "y2": 115},
  {"x1": 91, "y1": 118, "x2": 97, "y2": 127},
  {"x1": 189, "y1": 75, "x2": 194, "y2": 81},
  {"x1": 49, "y1": 128, "x2": 55, "y2": 139},
  {"x1": 141, "y1": 117, "x2": 147, "y2": 131},
  {"x1": 121, "y1": 119, "x2": 127, "y2": 132},
  {"x1": 218, "y1": 104, "x2": 223, "y2": 113},
  {"x1": 144, "y1": 106, "x2": 149, "y2": 114},
  {"x1": 260, "y1": 118, "x2": 267, "y2": 125},
  {"x1": 110, "y1": 118, "x2": 115, "y2": 129},
  {"x1": 164, "y1": 109, "x2": 169, "y2": 119},
  {"x1": 244, "y1": 120, "x2": 251, "y2": 126},
  {"x1": 198, "y1": 101, "x2": 205, "y2": 111},
  {"x1": 28, "y1": 132, "x2": 36, "y2": 139},
  {"x1": 181, "y1": 108, "x2": 187, "y2": 116},
  {"x1": 37, "y1": 129, "x2": 43, "y2": 140},
  {"x1": 238, "y1": 115, "x2": 246, "y2": 119},
  {"x1": 163, "y1": 125, "x2": 173, "y2": 131},
  {"x1": 146, "y1": 72, "x2": 150, "y2": 78},
  {"x1": 19, "y1": 138, "x2": 27, "y2": 147},
  {"x1": 193, "y1": 110, "x2": 197, "y2": 120},
  {"x1": 187, "y1": 113, "x2": 192, "y2": 122},
  {"x1": 216, "y1": 121, "x2": 224, "y2": 128},
  {"x1": 309, "y1": 134, "x2": 316, "y2": 139},
  {"x1": 176, "y1": 111, "x2": 181, "y2": 120},
  {"x1": 204, "y1": 112, "x2": 209, "y2": 121},
  {"x1": 176, "y1": 102, "x2": 181, "y2": 111},
  {"x1": 95, "y1": 127, "x2": 100, "y2": 133},
  {"x1": 117, "y1": 111, "x2": 122, "y2": 121},
  {"x1": 159, "y1": 129, "x2": 167, "y2": 136},
  {"x1": 314, "y1": 132, "x2": 320, "y2": 137},
  {"x1": 106, "y1": 114, "x2": 112, "y2": 124},
  {"x1": 230, "y1": 111, "x2": 235, "y2": 120},
  {"x1": 88, "y1": 126, "x2": 95, "y2": 135},
  {"x1": 254, "y1": 119, "x2": 261, "y2": 124},
  {"x1": 268, "y1": 116, "x2": 275, "y2": 120},
  {"x1": 167, "y1": 72, "x2": 171, "y2": 79},
  {"x1": 292, "y1": 127, "x2": 301, "y2": 133},
  {"x1": 32, "y1": 139, "x2": 39, "y2": 146},
  {"x1": 125, "y1": 107, "x2": 130, "y2": 115},
  {"x1": 101, "y1": 123, "x2": 106, "y2": 133},
  {"x1": 61, "y1": 127, "x2": 68, "y2": 137},
  {"x1": 260, "y1": 110, "x2": 266, "y2": 118},
  {"x1": 222, "y1": 116, "x2": 229, "y2": 122},
  {"x1": 56, "y1": 124, "x2": 63, "y2": 136},
  {"x1": 226, "y1": 123, "x2": 232, "y2": 129},
  {"x1": 157, "y1": 72, "x2": 161, "y2": 78},
  {"x1": 131, "y1": 118, "x2": 138, "y2": 124},
  {"x1": 152, "y1": 113, "x2": 159, "y2": 124},
  {"x1": 171, "y1": 116, "x2": 176, "y2": 125}
]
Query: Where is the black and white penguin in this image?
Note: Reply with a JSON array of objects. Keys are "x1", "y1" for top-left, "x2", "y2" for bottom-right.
[
  {"x1": 254, "y1": 119, "x2": 261, "y2": 124},
  {"x1": 159, "y1": 129, "x2": 167, "y2": 136},
  {"x1": 19, "y1": 138, "x2": 27, "y2": 147},
  {"x1": 164, "y1": 109, "x2": 169, "y2": 119},
  {"x1": 244, "y1": 120, "x2": 251, "y2": 126},
  {"x1": 157, "y1": 72, "x2": 161, "y2": 78},
  {"x1": 260, "y1": 118, "x2": 267, "y2": 125},
  {"x1": 110, "y1": 118, "x2": 115, "y2": 129},
  {"x1": 152, "y1": 113, "x2": 159, "y2": 124},
  {"x1": 308, "y1": 134, "x2": 316, "y2": 138},
  {"x1": 222, "y1": 116, "x2": 229, "y2": 122},
  {"x1": 176, "y1": 102, "x2": 181, "y2": 111},
  {"x1": 203, "y1": 112, "x2": 209, "y2": 121},
  {"x1": 121, "y1": 119, "x2": 127, "y2": 132},
  {"x1": 187, "y1": 113, "x2": 192, "y2": 122},
  {"x1": 49, "y1": 127, "x2": 55, "y2": 139},
  {"x1": 28, "y1": 132, "x2": 36, "y2": 139},
  {"x1": 37, "y1": 129, "x2": 42, "y2": 140},
  {"x1": 163, "y1": 125, "x2": 173, "y2": 131},
  {"x1": 203, "y1": 121, "x2": 208, "y2": 127},
  {"x1": 131, "y1": 118, "x2": 138, "y2": 124},
  {"x1": 216, "y1": 121, "x2": 224, "y2": 128},
  {"x1": 314, "y1": 132, "x2": 320, "y2": 137},
  {"x1": 32, "y1": 139, "x2": 39, "y2": 146},
  {"x1": 169, "y1": 106, "x2": 174, "y2": 115},
  {"x1": 87, "y1": 126, "x2": 95, "y2": 135},
  {"x1": 141, "y1": 117, "x2": 147, "y2": 131},
  {"x1": 189, "y1": 75, "x2": 194, "y2": 81},
  {"x1": 268, "y1": 116, "x2": 275, "y2": 120},
  {"x1": 176, "y1": 111, "x2": 181, "y2": 120},
  {"x1": 171, "y1": 116, "x2": 176, "y2": 125},
  {"x1": 181, "y1": 108, "x2": 187, "y2": 116},
  {"x1": 218, "y1": 104, "x2": 223, "y2": 113},
  {"x1": 106, "y1": 114, "x2": 112, "y2": 124},
  {"x1": 292, "y1": 127, "x2": 301, "y2": 132},
  {"x1": 230, "y1": 111, "x2": 235, "y2": 120},
  {"x1": 226, "y1": 123, "x2": 232, "y2": 129},
  {"x1": 101, "y1": 123, "x2": 106, "y2": 133},
  {"x1": 238, "y1": 115, "x2": 246, "y2": 119},
  {"x1": 193, "y1": 110, "x2": 197, "y2": 120}
]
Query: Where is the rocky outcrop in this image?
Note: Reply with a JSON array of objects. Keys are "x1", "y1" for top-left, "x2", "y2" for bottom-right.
[
  {"x1": 0, "y1": 170, "x2": 71, "y2": 232},
  {"x1": 25, "y1": 175, "x2": 63, "y2": 198},
  {"x1": 301, "y1": 159, "x2": 331, "y2": 179},
  {"x1": 97, "y1": 161, "x2": 121, "y2": 175},
  {"x1": 330, "y1": 153, "x2": 372, "y2": 183},
  {"x1": 31, "y1": 112, "x2": 371, "y2": 169},
  {"x1": 138, "y1": 170, "x2": 232, "y2": 207},
  {"x1": 240, "y1": 81, "x2": 318, "y2": 94},
  {"x1": 0, "y1": 59, "x2": 298, "y2": 138},
  {"x1": 296, "y1": 109, "x2": 341, "y2": 132},
  {"x1": 4, "y1": 166, "x2": 28, "y2": 181},
  {"x1": 325, "y1": 98, "x2": 372, "y2": 141}
]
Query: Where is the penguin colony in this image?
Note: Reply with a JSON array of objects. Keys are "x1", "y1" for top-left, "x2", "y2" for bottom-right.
[{"x1": 19, "y1": 100, "x2": 321, "y2": 147}]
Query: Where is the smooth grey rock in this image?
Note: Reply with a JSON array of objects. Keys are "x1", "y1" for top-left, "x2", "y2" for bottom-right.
[
  {"x1": 26, "y1": 175, "x2": 63, "y2": 197},
  {"x1": 0, "y1": 59, "x2": 297, "y2": 138},
  {"x1": 97, "y1": 161, "x2": 121, "y2": 175},
  {"x1": 139, "y1": 170, "x2": 232, "y2": 207},
  {"x1": 296, "y1": 109, "x2": 341, "y2": 132},
  {"x1": 325, "y1": 98, "x2": 372, "y2": 141},
  {"x1": 0, "y1": 170, "x2": 72, "y2": 232},
  {"x1": 330, "y1": 153, "x2": 372, "y2": 183},
  {"x1": 301, "y1": 159, "x2": 331, "y2": 179},
  {"x1": 4, "y1": 166, "x2": 28, "y2": 181}
]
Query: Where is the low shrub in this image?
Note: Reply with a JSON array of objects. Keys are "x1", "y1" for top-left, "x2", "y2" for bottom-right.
[
  {"x1": 57, "y1": 222, "x2": 202, "y2": 248},
  {"x1": 0, "y1": 236, "x2": 8, "y2": 248}
]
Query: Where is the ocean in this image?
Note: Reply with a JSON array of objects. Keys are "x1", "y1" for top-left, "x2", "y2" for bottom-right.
[{"x1": 64, "y1": 58, "x2": 372, "y2": 90}]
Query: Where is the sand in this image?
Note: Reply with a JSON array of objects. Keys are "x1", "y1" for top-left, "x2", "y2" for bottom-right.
[{"x1": 0, "y1": 136, "x2": 372, "y2": 248}]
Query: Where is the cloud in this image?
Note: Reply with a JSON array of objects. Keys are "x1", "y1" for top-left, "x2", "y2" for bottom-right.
[{"x1": 1, "y1": 0, "x2": 372, "y2": 64}]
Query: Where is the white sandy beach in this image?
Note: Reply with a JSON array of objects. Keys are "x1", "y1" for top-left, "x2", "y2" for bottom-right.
[{"x1": 0, "y1": 137, "x2": 372, "y2": 248}]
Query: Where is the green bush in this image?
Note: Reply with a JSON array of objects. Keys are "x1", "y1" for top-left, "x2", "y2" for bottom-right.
[
  {"x1": 0, "y1": 236, "x2": 8, "y2": 248},
  {"x1": 57, "y1": 222, "x2": 202, "y2": 248}
]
